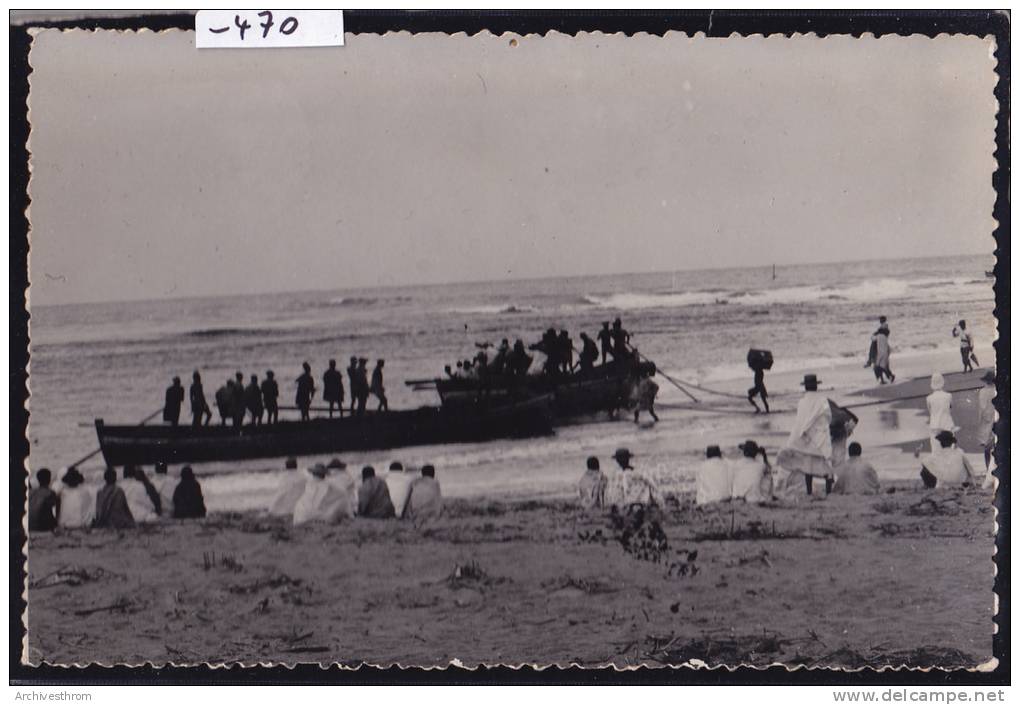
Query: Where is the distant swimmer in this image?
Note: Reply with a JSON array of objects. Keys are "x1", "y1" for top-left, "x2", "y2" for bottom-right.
[
  {"x1": 746, "y1": 349, "x2": 773, "y2": 414},
  {"x1": 323, "y1": 359, "x2": 344, "y2": 419},
  {"x1": 952, "y1": 319, "x2": 978, "y2": 372},
  {"x1": 232, "y1": 372, "x2": 246, "y2": 427},
  {"x1": 163, "y1": 376, "x2": 185, "y2": 427},
  {"x1": 189, "y1": 371, "x2": 212, "y2": 427},
  {"x1": 261, "y1": 370, "x2": 279, "y2": 424},
  {"x1": 245, "y1": 374, "x2": 264, "y2": 425},
  {"x1": 371, "y1": 359, "x2": 389, "y2": 412},
  {"x1": 215, "y1": 380, "x2": 233, "y2": 426},
  {"x1": 346, "y1": 357, "x2": 359, "y2": 414},
  {"x1": 577, "y1": 332, "x2": 599, "y2": 372},
  {"x1": 597, "y1": 322, "x2": 613, "y2": 365},
  {"x1": 356, "y1": 358, "x2": 370, "y2": 415},
  {"x1": 296, "y1": 362, "x2": 315, "y2": 421}
]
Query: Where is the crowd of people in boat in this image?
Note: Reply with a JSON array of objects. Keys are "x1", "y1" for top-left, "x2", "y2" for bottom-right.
[
  {"x1": 28, "y1": 463, "x2": 207, "y2": 532},
  {"x1": 445, "y1": 317, "x2": 635, "y2": 381},
  {"x1": 578, "y1": 367, "x2": 996, "y2": 511},
  {"x1": 163, "y1": 357, "x2": 390, "y2": 427}
]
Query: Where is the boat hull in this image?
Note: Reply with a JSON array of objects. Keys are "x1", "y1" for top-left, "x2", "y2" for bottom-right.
[{"x1": 95, "y1": 399, "x2": 554, "y2": 466}]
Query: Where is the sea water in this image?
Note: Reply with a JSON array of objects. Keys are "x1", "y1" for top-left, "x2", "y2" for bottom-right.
[{"x1": 27, "y1": 254, "x2": 996, "y2": 509}]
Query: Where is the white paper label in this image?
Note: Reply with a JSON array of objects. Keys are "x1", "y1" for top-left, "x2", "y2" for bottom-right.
[{"x1": 196, "y1": 10, "x2": 344, "y2": 48}]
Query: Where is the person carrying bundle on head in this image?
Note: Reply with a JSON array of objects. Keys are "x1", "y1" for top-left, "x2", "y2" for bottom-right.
[{"x1": 746, "y1": 348, "x2": 773, "y2": 414}]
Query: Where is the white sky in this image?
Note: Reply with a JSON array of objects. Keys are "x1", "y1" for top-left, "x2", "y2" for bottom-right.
[{"x1": 28, "y1": 30, "x2": 997, "y2": 305}]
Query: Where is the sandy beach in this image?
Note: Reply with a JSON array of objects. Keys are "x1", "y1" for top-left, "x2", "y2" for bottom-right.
[{"x1": 25, "y1": 481, "x2": 995, "y2": 669}]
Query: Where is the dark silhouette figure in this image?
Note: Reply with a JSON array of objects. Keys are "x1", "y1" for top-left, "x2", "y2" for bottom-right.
[
  {"x1": 371, "y1": 359, "x2": 389, "y2": 412},
  {"x1": 261, "y1": 370, "x2": 279, "y2": 424},
  {"x1": 558, "y1": 330, "x2": 574, "y2": 374},
  {"x1": 172, "y1": 466, "x2": 207, "y2": 519},
  {"x1": 346, "y1": 356, "x2": 359, "y2": 414},
  {"x1": 296, "y1": 362, "x2": 315, "y2": 421},
  {"x1": 28, "y1": 468, "x2": 58, "y2": 532},
  {"x1": 215, "y1": 380, "x2": 233, "y2": 426},
  {"x1": 954, "y1": 319, "x2": 978, "y2": 372},
  {"x1": 93, "y1": 468, "x2": 134, "y2": 529},
  {"x1": 245, "y1": 374, "x2": 264, "y2": 425},
  {"x1": 356, "y1": 358, "x2": 370, "y2": 415},
  {"x1": 231, "y1": 372, "x2": 246, "y2": 427},
  {"x1": 578, "y1": 333, "x2": 599, "y2": 372},
  {"x1": 597, "y1": 322, "x2": 613, "y2": 365},
  {"x1": 190, "y1": 371, "x2": 212, "y2": 427},
  {"x1": 323, "y1": 359, "x2": 344, "y2": 418},
  {"x1": 610, "y1": 318, "x2": 631, "y2": 362},
  {"x1": 163, "y1": 376, "x2": 185, "y2": 427},
  {"x1": 748, "y1": 368, "x2": 770, "y2": 414}
]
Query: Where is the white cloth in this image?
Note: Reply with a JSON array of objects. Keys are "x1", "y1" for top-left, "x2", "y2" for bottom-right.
[
  {"x1": 57, "y1": 484, "x2": 95, "y2": 528},
  {"x1": 603, "y1": 467, "x2": 660, "y2": 507},
  {"x1": 873, "y1": 333, "x2": 890, "y2": 369},
  {"x1": 578, "y1": 469, "x2": 607, "y2": 510},
  {"x1": 327, "y1": 470, "x2": 358, "y2": 518},
  {"x1": 695, "y1": 458, "x2": 732, "y2": 505},
  {"x1": 926, "y1": 390, "x2": 955, "y2": 432},
  {"x1": 923, "y1": 447, "x2": 974, "y2": 486},
  {"x1": 122, "y1": 479, "x2": 159, "y2": 523},
  {"x1": 151, "y1": 475, "x2": 175, "y2": 519},
  {"x1": 977, "y1": 385, "x2": 996, "y2": 444},
  {"x1": 292, "y1": 475, "x2": 351, "y2": 525},
  {"x1": 269, "y1": 474, "x2": 308, "y2": 516},
  {"x1": 729, "y1": 457, "x2": 772, "y2": 503},
  {"x1": 786, "y1": 392, "x2": 833, "y2": 459},
  {"x1": 648, "y1": 465, "x2": 686, "y2": 500},
  {"x1": 384, "y1": 471, "x2": 416, "y2": 518}
]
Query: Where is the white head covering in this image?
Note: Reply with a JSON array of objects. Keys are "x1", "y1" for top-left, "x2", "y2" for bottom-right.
[{"x1": 931, "y1": 372, "x2": 945, "y2": 391}]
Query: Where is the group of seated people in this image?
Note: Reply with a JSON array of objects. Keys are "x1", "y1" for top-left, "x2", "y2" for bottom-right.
[
  {"x1": 28, "y1": 463, "x2": 207, "y2": 532},
  {"x1": 269, "y1": 457, "x2": 443, "y2": 525}
]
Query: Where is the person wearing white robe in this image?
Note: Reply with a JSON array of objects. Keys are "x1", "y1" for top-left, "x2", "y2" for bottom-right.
[
  {"x1": 405, "y1": 465, "x2": 443, "y2": 521},
  {"x1": 268, "y1": 457, "x2": 306, "y2": 516},
  {"x1": 325, "y1": 458, "x2": 358, "y2": 518},
  {"x1": 56, "y1": 467, "x2": 95, "y2": 529},
  {"x1": 776, "y1": 374, "x2": 833, "y2": 498},
  {"x1": 695, "y1": 446, "x2": 732, "y2": 506},
  {"x1": 292, "y1": 465, "x2": 351, "y2": 525},
  {"x1": 151, "y1": 462, "x2": 175, "y2": 519},
  {"x1": 121, "y1": 467, "x2": 159, "y2": 523},
  {"x1": 578, "y1": 456, "x2": 608, "y2": 510},
  {"x1": 730, "y1": 440, "x2": 772, "y2": 504},
  {"x1": 926, "y1": 372, "x2": 956, "y2": 456},
  {"x1": 603, "y1": 448, "x2": 660, "y2": 507},
  {"x1": 921, "y1": 431, "x2": 975, "y2": 488},
  {"x1": 384, "y1": 461, "x2": 415, "y2": 519}
]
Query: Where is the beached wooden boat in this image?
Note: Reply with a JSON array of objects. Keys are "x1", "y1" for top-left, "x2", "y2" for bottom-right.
[
  {"x1": 413, "y1": 359, "x2": 657, "y2": 419},
  {"x1": 94, "y1": 396, "x2": 554, "y2": 466}
]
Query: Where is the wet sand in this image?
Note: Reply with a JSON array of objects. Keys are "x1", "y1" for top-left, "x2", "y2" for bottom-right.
[{"x1": 25, "y1": 482, "x2": 995, "y2": 669}]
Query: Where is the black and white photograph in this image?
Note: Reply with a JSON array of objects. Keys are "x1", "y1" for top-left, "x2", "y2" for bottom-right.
[{"x1": 15, "y1": 13, "x2": 1005, "y2": 677}]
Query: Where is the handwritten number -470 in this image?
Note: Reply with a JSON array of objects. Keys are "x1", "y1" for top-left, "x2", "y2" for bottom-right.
[{"x1": 209, "y1": 11, "x2": 299, "y2": 40}]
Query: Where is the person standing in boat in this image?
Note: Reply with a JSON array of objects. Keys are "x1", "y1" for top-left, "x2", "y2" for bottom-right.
[
  {"x1": 214, "y1": 380, "x2": 232, "y2": 426},
  {"x1": 558, "y1": 330, "x2": 574, "y2": 374},
  {"x1": 491, "y1": 339, "x2": 511, "y2": 375},
  {"x1": 232, "y1": 372, "x2": 247, "y2": 427},
  {"x1": 371, "y1": 359, "x2": 389, "y2": 412},
  {"x1": 189, "y1": 371, "x2": 212, "y2": 427},
  {"x1": 245, "y1": 374, "x2": 264, "y2": 425},
  {"x1": 356, "y1": 358, "x2": 371, "y2": 415},
  {"x1": 346, "y1": 357, "x2": 359, "y2": 414},
  {"x1": 296, "y1": 362, "x2": 315, "y2": 421},
  {"x1": 163, "y1": 376, "x2": 185, "y2": 427},
  {"x1": 611, "y1": 318, "x2": 631, "y2": 363},
  {"x1": 577, "y1": 332, "x2": 599, "y2": 373},
  {"x1": 597, "y1": 322, "x2": 613, "y2": 365},
  {"x1": 952, "y1": 320, "x2": 978, "y2": 372},
  {"x1": 322, "y1": 359, "x2": 344, "y2": 419},
  {"x1": 261, "y1": 370, "x2": 279, "y2": 424}
]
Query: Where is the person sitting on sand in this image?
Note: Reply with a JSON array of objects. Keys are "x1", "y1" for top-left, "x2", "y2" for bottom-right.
[
  {"x1": 405, "y1": 465, "x2": 443, "y2": 521},
  {"x1": 325, "y1": 458, "x2": 358, "y2": 517},
  {"x1": 172, "y1": 466, "x2": 207, "y2": 519},
  {"x1": 93, "y1": 468, "x2": 135, "y2": 529},
  {"x1": 695, "y1": 445, "x2": 732, "y2": 506},
  {"x1": 293, "y1": 464, "x2": 350, "y2": 525},
  {"x1": 268, "y1": 457, "x2": 306, "y2": 516},
  {"x1": 920, "y1": 431, "x2": 976, "y2": 489},
  {"x1": 122, "y1": 466, "x2": 161, "y2": 522},
  {"x1": 925, "y1": 372, "x2": 956, "y2": 456},
  {"x1": 578, "y1": 456, "x2": 608, "y2": 510},
  {"x1": 776, "y1": 374, "x2": 834, "y2": 499},
  {"x1": 358, "y1": 466, "x2": 396, "y2": 519},
  {"x1": 151, "y1": 462, "x2": 175, "y2": 518},
  {"x1": 57, "y1": 467, "x2": 94, "y2": 529},
  {"x1": 831, "y1": 442, "x2": 881, "y2": 495},
  {"x1": 28, "y1": 468, "x2": 59, "y2": 532},
  {"x1": 603, "y1": 448, "x2": 660, "y2": 508},
  {"x1": 730, "y1": 440, "x2": 773, "y2": 504},
  {"x1": 384, "y1": 461, "x2": 415, "y2": 518}
]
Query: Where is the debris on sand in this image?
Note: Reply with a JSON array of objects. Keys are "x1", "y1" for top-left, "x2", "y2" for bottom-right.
[
  {"x1": 545, "y1": 576, "x2": 618, "y2": 596},
  {"x1": 444, "y1": 560, "x2": 508, "y2": 590},
  {"x1": 30, "y1": 566, "x2": 120, "y2": 590},
  {"x1": 907, "y1": 496, "x2": 963, "y2": 517}
]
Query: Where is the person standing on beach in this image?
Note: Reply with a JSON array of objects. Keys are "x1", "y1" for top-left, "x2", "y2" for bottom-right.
[
  {"x1": 261, "y1": 371, "x2": 279, "y2": 424},
  {"x1": 163, "y1": 376, "x2": 185, "y2": 427},
  {"x1": 93, "y1": 468, "x2": 135, "y2": 529},
  {"x1": 578, "y1": 456, "x2": 608, "y2": 510},
  {"x1": 190, "y1": 371, "x2": 212, "y2": 427},
  {"x1": 28, "y1": 468, "x2": 59, "y2": 532},
  {"x1": 925, "y1": 372, "x2": 956, "y2": 456},
  {"x1": 322, "y1": 359, "x2": 344, "y2": 419},
  {"x1": 776, "y1": 374, "x2": 834, "y2": 498},
  {"x1": 244, "y1": 374, "x2": 264, "y2": 425},
  {"x1": 977, "y1": 370, "x2": 996, "y2": 470},
  {"x1": 871, "y1": 317, "x2": 894, "y2": 384},
  {"x1": 597, "y1": 322, "x2": 613, "y2": 365},
  {"x1": 953, "y1": 320, "x2": 978, "y2": 372},
  {"x1": 295, "y1": 362, "x2": 315, "y2": 421},
  {"x1": 371, "y1": 360, "x2": 389, "y2": 412},
  {"x1": 632, "y1": 370, "x2": 660, "y2": 424}
]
